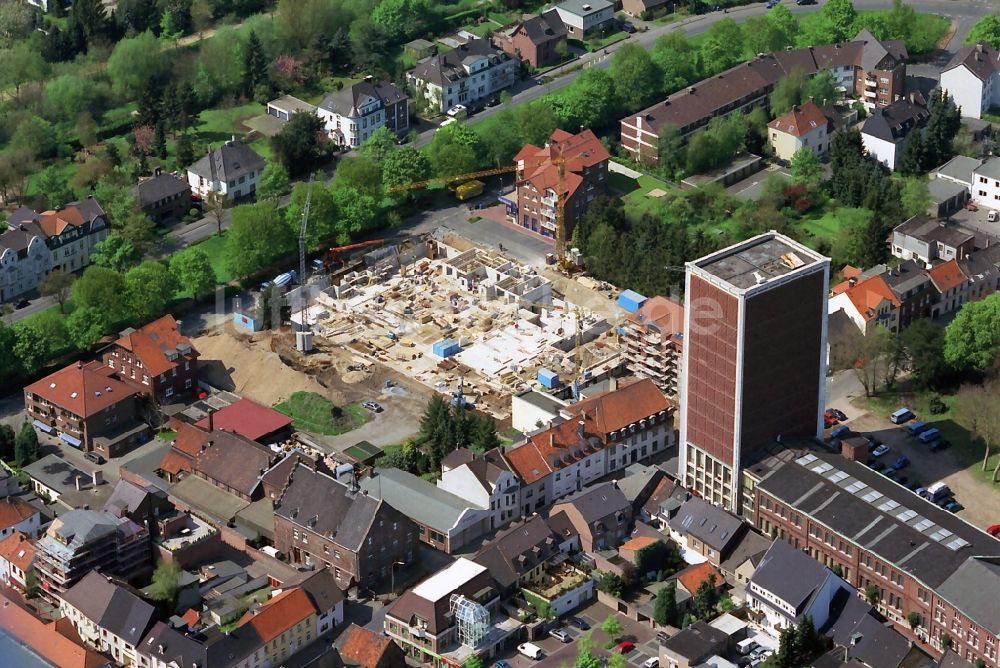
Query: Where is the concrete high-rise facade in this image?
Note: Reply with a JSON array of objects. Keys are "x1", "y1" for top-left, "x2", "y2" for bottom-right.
[{"x1": 679, "y1": 232, "x2": 830, "y2": 513}]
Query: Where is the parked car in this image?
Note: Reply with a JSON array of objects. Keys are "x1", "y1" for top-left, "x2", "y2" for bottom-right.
[
  {"x1": 944, "y1": 500, "x2": 963, "y2": 512},
  {"x1": 84, "y1": 452, "x2": 105, "y2": 465},
  {"x1": 882, "y1": 468, "x2": 897, "y2": 479},
  {"x1": 622, "y1": 21, "x2": 637, "y2": 33},
  {"x1": 549, "y1": 629, "x2": 572, "y2": 643},
  {"x1": 362, "y1": 400, "x2": 383, "y2": 413},
  {"x1": 872, "y1": 444, "x2": 890, "y2": 458},
  {"x1": 890, "y1": 408, "x2": 915, "y2": 424},
  {"x1": 14, "y1": 298, "x2": 30, "y2": 309},
  {"x1": 796, "y1": 0, "x2": 817, "y2": 4},
  {"x1": 824, "y1": 413, "x2": 839, "y2": 428},
  {"x1": 906, "y1": 420, "x2": 929, "y2": 435},
  {"x1": 656, "y1": 630, "x2": 670, "y2": 644},
  {"x1": 870, "y1": 461, "x2": 886, "y2": 472},
  {"x1": 896, "y1": 475, "x2": 909, "y2": 485},
  {"x1": 517, "y1": 643, "x2": 544, "y2": 660},
  {"x1": 990, "y1": 209, "x2": 999, "y2": 223},
  {"x1": 643, "y1": 658, "x2": 660, "y2": 668},
  {"x1": 830, "y1": 425, "x2": 851, "y2": 439},
  {"x1": 446, "y1": 104, "x2": 468, "y2": 119},
  {"x1": 766, "y1": 0, "x2": 780, "y2": 7},
  {"x1": 930, "y1": 439, "x2": 951, "y2": 452},
  {"x1": 569, "y1": 617, "x2": 590, "y2": 631},
  {"x1": 986, "y1": 524, "x2": 1000, "y2": 537},
  {"x1": 892, "y1": 455, "x2": 910, "y2": 470},
  {"x1": 495, "y1": 661, "x2": 513, "y2": 668},
  {"x1": 616, "y1": 641, "x2": 635, "y2": 654},
  {"x1": 906, "y1": 480, "x2": 922, "y2": 491},
  {"x1": 966, "y1": 201, "x2": 979, "y2": 212},
  {"x1": 827, "y1": 408, "x2": 847, "y2": 421}
]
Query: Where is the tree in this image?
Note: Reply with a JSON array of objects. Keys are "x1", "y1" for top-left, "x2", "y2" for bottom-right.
[
  {"x1": 11, "y1": 117, "x2": 57, "y2": 162},
  {"x1": 944, "y1": 292, "x2": 1000, "y2": 370},
  {"x1": 153, "y1": 122, "x2": 168, "y2": 159},
  {"x1": 175, "y1": 133, "x2": 195, "y2": 170},
  {"x1": 606, "y1": 654, "x2": 627, "y2": 668},
  {"x1": 940, "y1": 632, "x2": 952, "y2": 650},
  {"x1": 955, "y1": 381, "x2": 1000, "y2": 480},
  {"x1": 923, "y1": 89, "x2": 962, "y2": 167},
  {"x1": 271, "y1": 111, "x2": 331, "y2": 176},
  {"x1": 35, "y1": 166, "x2": 75, "y2": 210},
  {"x1": 653, "y1": 581, "x2": 678, "y2": 626},
  {"x1": 901, "y1": 177, "x2": 932, "y2": 218},
  {"x1": 700, "y1": 18, "x2": 743, "y2": 74},
  {"x1": 120, "y1": 212, "x2": 158, "y2": 255},
  {"x1": 224, "y1": 201, "x2": 296, "y2": 279},
  {"x1": 107, "y1": 31, "x2": 170, "y2": 97},
  {"x1": 358, "y1": 127, "x2": 398, "y2": 163},
  {"x1": 692, "y1": 574, "x2": 720, "y2": 620},
  {"x1": 768, "y1": 4, "x2": 799, "y2": 47},
  {"x1": 900, "y1": 319, "x2": 947, "y2": 389},
  {"x1": 331, "y1": 157, "x2": 383, "y2": 197},
  {"x1": 382, "y1": 147, "x2": 431, "y2": 192},
  {"x1": 124, "y1": 260, "x2": 179, "y2": 323},
  {"x1": 257, "y1": 163, "x2": 291, "y2": 202},
  {"x1": 819, "y1": 0, "x2": 858, "y2": 43},
  {"x1": 14, "y1": 422, "x2": 40, "y2": 468},
  {"x1": 650, "y1": 31, "x2": 698, "y2": 95},
  {"x1": 12, "y1": 321, "x2": 50, "y2": 375},
  {"x1": 92, "y1": 235, "x2": 140, "y2": 273},
  {"x1": 0, "y1": 1, "x2": 35, "y2": 42},
  {"x1": 40, "y1": 269, "x2": 75, "y2": 313},
  {"x1": 147, "y1": 560, "x2": 182, "y2": 604},
  {"x1": 1, "y1": 42, "x2": 46, "y2": 101},
  {"x1": 170, "y1": 248, "x2": 217, "y2": 301},
  {"x1": 244, "y1": 30, "x2": 268, "y2": 96},
  {"x1": 44, "y1": 75, "x2": 102, "y2": 125},
  {"x1": 0, "y1": 321, "x2": 21, "y2": 385},
  {"x1": 594, "y1": 571, "x2": 624, "y2": 597},
  {"x1": 769, "y1": 69, "x2": 809, "y2": 116},
  {"x1": 0, "y1": 424, "x2": 16, "y2": 462},
  {"x1": 329, "y1": 186, "x2": 377, "y2": 243},
  {"x1": 864, "y1": 583, "x2": 880, "y2": 606},
  {"x1": 66, "y1": 307, "x2": 109, "y2": 348},
  {"x1": 907, "y1": 611, "x2": 921, "y2": 630},
  {"x1": 966, "y1": 14, "x2": 1000, "y2": 49},
  {"x1": 425, "y1": 123, "x2": 482, "y2": 178},
  {"x1": 854, "y1": 327, "x2": 901, "y2": 397},
  {"x1": 611, "y1": 43, "x2": 661, "y2": 111},
  {"x1": 574, "y1": 633, "x2": 602, "y2": 668},
  {"x1": 73, "y1": 266, "x2": 126, "y2": 317},
  {"x1": 790, "y1": 148, "x2": 823, "y2": 189},
  {"x1": 601, "y1": 615, "x2": 622, "y2": 641}
]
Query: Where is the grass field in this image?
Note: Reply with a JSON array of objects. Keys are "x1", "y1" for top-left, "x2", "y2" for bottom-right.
[
  {"x1": 195, "y1": 103, "x2": 262, "y2": 144},
  {"x1": 275, "y1": 391, "x2": 371, "y2": 435},
  {"x1": 190, "y1": 234, "x2": 232, "y2": 284},
  {"x1": 616, "y1": 171, "x2": 678, "y2": 219},
  {"x1": 798, "y1": 206, "x2": 871, "y2": 247}
]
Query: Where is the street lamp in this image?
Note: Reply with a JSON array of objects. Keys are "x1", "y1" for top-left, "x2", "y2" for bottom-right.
[{"x1": 390, "y1": 561, "x2": 406, "y2": 595}]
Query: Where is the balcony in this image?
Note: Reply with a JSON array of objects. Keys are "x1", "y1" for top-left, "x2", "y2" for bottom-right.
[{"x1": 864, "y1": 89, "x2": 877, "y2": 99}]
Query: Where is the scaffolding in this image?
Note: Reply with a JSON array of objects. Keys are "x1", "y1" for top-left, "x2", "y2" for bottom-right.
[{"x1": 450, "y1": 594, "x2": 489, "y2": 648}]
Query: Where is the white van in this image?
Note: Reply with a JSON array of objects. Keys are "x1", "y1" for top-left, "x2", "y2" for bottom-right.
[
  {"x1": 517, "y1": 643, "x2": 544, "y2": 660},
  {"x1": 446, "y1": 104, "x2": 468, "y2": 119},
  {"x1": 737, "y1": 638, "x2": 760, "y2": 655},
  {"x1": 890, "y1": 408, "x2": 915, "y2": 424},
  {"x1": 438, "y1": 117, "x2": 458, "y2": 131}
]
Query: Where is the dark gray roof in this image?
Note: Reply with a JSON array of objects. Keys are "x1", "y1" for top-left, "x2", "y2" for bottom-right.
[
  {"x1": 862, "y1": 98, "x2": 929, "y2": 143},
  {"x1": 667, "y1": 496, "x2": 745, "y2": 554},
  {"x1": 856, "y1": 29, "x2": 907, "y2": 72},
  {"x1": 719, "y1": 529, "x2": 772, "y2": 576},
  {"x1": 194, "y1": 430, "x2": 275, "y2": 498},
  {"x1": 943, "y1": 43, "x2": 1000, "y2": 81},
  {"x1": 545, "y1": 510, "x2": 578, "y2": 540},
  {"x1": 295, "y1": 568, "x2": 345, "y2": 613},
  {"x1": 937, "y1": 649, "x2": 977, "y2": 668},
  {"x1": 553, "y1": 481, "x2": 629, "y2": 523},
  {"x1": 822, "y1": 589, "x2": 930, "y2": 668},
  {"x1": 974, "y1": 156, "x2": 1000, "y2": 181},
  {"x1": 134, "y1": 173, "x2": 190, "y2": 208},
  {"x1": 409, "y1": 39, "x2": 509, "y2": 87},
  {"x1": 274, "y1": 464, "x2": 383, "y2": 551},
  {"x1": 894, "y1": 216, "x2": 976, "y2": 249},
  {"x1": 203, "y1": 624, "x2": 265, "y2": 667},
  {"x1": 187, "y1": 140, "x2": 266, "y2": 181},
  {"x1": 750, "y1": 539, "x2": 833, "y2": 614},
  {"x1": 61, "y1": 571, "x2": 156, "y2": 646},
  {"x1": 936, "y1": 556, "x2": 1000, "y2": 635},
  {"x1": 616, "y1": 463, "x2": 664, "y2": 505},
  {"x1": 139, "y1": 622, "x2": 208, "y2": 667},
  {"x1": 756, "y1": 451, "x2": 1000, "y2": 592},
  {"x1": 319, "y1": 79, "x2": 407, "y2": 118},
  {"x1": 927, "y1": 177, "x2": 968, "y2": 204},
  {"x1": 102, "y1": 479, "x2": 168, "y2": 517},
  {"x1": 661, "y1": 620, "x2": 728, "y2": 661},
  {"x1": 0, "y1": 221, "x2": 45, "y2": 254},
  {"x1": 516, "y1": 10, "x2": 566, "y2": 44},
  {"x1": 555, "y1": 0, "x2": 612, "y2": 16},
  {"x1": 475, "y1": 515, "x2": 560, "y2": 588},
  {"x1": 882, "y1": 259, "x2": 931, "y2": 296},
  {"x1": 934, "y1": 155, "x2": 983, "y2": 183}
]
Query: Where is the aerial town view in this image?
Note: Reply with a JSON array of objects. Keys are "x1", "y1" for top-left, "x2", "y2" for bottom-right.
[{"x1": 2, "y1": 0, "x2": 1000, "y2": 666}]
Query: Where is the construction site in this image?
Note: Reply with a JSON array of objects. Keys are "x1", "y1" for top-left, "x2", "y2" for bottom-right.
[{"x1": 254, "y1": 228, "x2": 628, "y2": 419}]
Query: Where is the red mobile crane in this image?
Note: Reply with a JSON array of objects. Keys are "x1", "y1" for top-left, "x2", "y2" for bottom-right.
[{"x1": 324, "y1": 239, "x2": 386, "y2": 271}]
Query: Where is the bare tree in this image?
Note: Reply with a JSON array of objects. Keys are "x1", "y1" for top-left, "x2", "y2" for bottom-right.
[
  {"x1": 205, "y1": 191, "x2": 227, "y2": 236},
  {"x1": 955, "y1": 381, "x2": 1000, "y2": 481},
  {"x1": 39, "y1": 269, "x2": 74, "y2": 313},
  {"x1": 854, "y1": 327, "x2": 898, "y2": 397}
]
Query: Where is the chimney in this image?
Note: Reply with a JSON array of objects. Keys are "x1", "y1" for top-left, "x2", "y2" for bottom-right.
[
  {"x1": 577, "y1": 420, "x2": 585, "y2": 438},
  {"x1": 154, "y1": 166, "x2": 163, "y2": 177},
  {"x1": 848, "y1": 277, "x2": 858, "y2": 287},
  {"x1": 92, "y1": 470, "x2": 104, "y2": 486},
  {"x1": 549, "y1": 432, "x2": 555, "y2": 448},
  {"x1": 207, "y1": 410, "x2": 214, "y2": 433},
  {"x1": 977, "y1": 43, "x2": 983, "y2": 54},
  {"x1": 75, "y1": 476, "x2": 82, "y2": 491}
]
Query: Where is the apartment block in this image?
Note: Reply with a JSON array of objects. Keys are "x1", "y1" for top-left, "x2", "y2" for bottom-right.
[
  {"x1": 102, "y1": 314, "x2": 199, "y2": 404},
  {"x1": 317, "y1": 77, "x2": 410, "y2": 147},
  {"x1": 622, "y1": 295, "x2": 684, "y2": 396},
  {"x1": 407, "y1": 39, "x2": 519, "y2": 113}
]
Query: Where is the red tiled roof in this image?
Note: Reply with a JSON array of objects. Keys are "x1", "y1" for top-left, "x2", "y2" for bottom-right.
[
  {"x1": 194, "y1": 399, "x2": 292, "y2": 442},
  {"x1": 620, "y1": 536, "x2": 659, "y2": 552},
  {"x1": 0, "y1": 593, "x2": 108, "y2": 668},
  {"x1": 25, "y1": 361, "x2": 140, "y2": 419},
  {"x1": 515, "y1": 129, "x2": 609, "y2": 200},
  {"x1": 0, "y1": 531, "x2": 36, "y2": 572},
  {"x1": 238, "y1": 588, "x2": 314, "y2": 642},
  {"x1": 114, "y1": 315, "x2": 198, "y2": 377},
  {"x1": 0, "y1": 496, "x2": 38, "y2": 531},
  {"x1": 840, "y1": 274, "x2": 901, "y2": 321},
  {"x1": 337, "y1": 623, "x2": 398, "y2": 668},
  {"x1": 627, "y1": 295, "x2": 683, "y2": 333},
  {"x1": 927, "y1": 259, "x2": 968, "y2": 293},
  {"x1": 676, "y1": 561, "x2": 725, "y2": 596},
  {"x1": 159, "y1": 418, "x2": 208, "y2": 476},
  {"x1": 180, "y1": 608, "x2": 200, "y2": 628},
  {"x1": 767, "y1": 100, "x2": 830, "y2": 138},
  {"x1": 36, "y1": 206, "x2": 86, "y2": 237}
]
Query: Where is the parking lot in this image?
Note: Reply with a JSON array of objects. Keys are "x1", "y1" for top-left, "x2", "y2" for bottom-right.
[
  {"x1": 493, "y1": 600, "x2": 661, "y2": 667},
  {"x1": 834, "y1": 410, "x2": 997, "y2": 530}
]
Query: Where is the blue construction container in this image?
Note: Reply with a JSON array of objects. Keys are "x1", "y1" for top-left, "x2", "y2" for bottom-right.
[
  {"x1": 537, "y1": 368, "x2": 560, "y2": 389},
  {"x1": 617, "y1": 289, "x2": 647, "y2": 313},
  {"x1": 432, "y1": 339, "x2": 461, "y2": 358}
]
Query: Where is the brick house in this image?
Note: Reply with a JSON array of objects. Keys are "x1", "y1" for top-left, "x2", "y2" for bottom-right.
[
  {"x1": 273, "y1": 463, "x2": 418, "y2": 591},
  {"x1": 512, "y1": 128, "x2": 609, "y2": 240},
  {"x1": 336, "y1": 623, "x2": 407, "y2": 668},
  {"x1": 492, "y1": 10, "x2": 567, "y2": 69},
  {"x1": 24, "y1": 360, "x2": 147, "y2": 457},
  {"x1": 548, "y1": 482, "x2": 632, "y2": 553},
  {"x1": 0, "y1": 531, "x2": 36, "y2": 591},
  {"x1": 102, "y1": 315, "x2": 199, "y2": 404},
  {"x1": 133, "y1": 170, "x2": 192, "y2": 224}
]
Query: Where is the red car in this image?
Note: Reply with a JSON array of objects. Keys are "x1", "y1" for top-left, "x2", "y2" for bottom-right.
[
  {"x1": 824, "y1": 410, "x2": 839, "y2": 428},
  {"x1": 987, "y1": 524, "x2": 1000, "y2": 538},
  {"x1": 616, "y1": 641, "x2": 635, "y2": 654}
]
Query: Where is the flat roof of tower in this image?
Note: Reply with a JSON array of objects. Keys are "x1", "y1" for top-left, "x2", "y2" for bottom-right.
[{"x1": 691, "y1": 232, "x2": 827, "y2": 290}]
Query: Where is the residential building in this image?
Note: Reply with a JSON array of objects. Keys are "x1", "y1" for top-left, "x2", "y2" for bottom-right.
[
  {"x1": 192, "y1": 398, "x2": 293, "y2": 444},
  {"x1": 674, "y1": 560, "x2": 726, "y2": 601},
  {"x1": 438, "y1": 447, "x2": 521, "y2": 530},
  {"x1": 828, "y1": 272, "x2": 901, "y2": 335},
  {"x1": 186, "y1": 138, "x2": 266, "y2": 201},
  {"x1": 492, "y1": 10, "x2": 567, "y2": 69},
  {"x1": 273, "y1": 463, "x2": 418, "y2": 590},
  {"x1": 659, "y1": 620, "x2": 730, "y2": 668},
  {"x1": 958, "y1": 243, "x2": 1000, "y2": 303},
  {"x1": 0, "y1": 221, "x2": 52, "y2": 303},
  {"x1": 60, "y1": 571, "x2": 157, "y2": 667},
  {"x1": 719, "y1": 529, "x2": 772, "y2": 584},
  {"x1": 102, "y1": 315, "x2": 199, "y2": 404},
  {"x1": 191, "y1": 427, "x2": 279, "y2": 501},
  {"x1": 941, "y1": 43, "x2": 1000, "y2": 120},
  {"x1": 24, "y1": 360, "x2": 147, "y2": 456},
  {"x1": 137, "y1": 622, "x2": 210, "y2": 668},
  {"x1": 883, "y1": 260, "x2": 935, "y2": 329},
  {"x1": 0, "y1": 495, "x2": 41, "y2": 539},
  {"x1": 34, "y1": 509, "x2": 151, "y2": 598},
  {"x1": 970, "y1": 156, "x2": 1000, "y2": 210},
  {"x1": 474, "y1": 514, "x2": 563, "y2": 597},
  {"x1": 666, "y1": 496, "x2": 746, "y2": 567},
  {"x1": 553, "y1": 0, "x2": 615, "y2": 38},
  {"x1": 752, "y1": 450, "x2": 1000, "y2": 666},
  {"x1": 510, "y1": 390, "x2": 567, "y2": 434},
  {"x1": 360, "y1": 468, "x2": 491, "y2": 554},
  {"x1": 621, "y1": 33, "x2": 907, "y2": 162},
  {"x1": 927, "y1": 176, "x2": 972, "y2": 218},
  {"x1": 891, "y1": 215, "x2": 976, "y2": 268},
  {"x1": 747, "y1": 539, "x2": 852, "y2": 637},
  {"x1": 860, "y1": 95, "x2": 930, "y2": 170},
  {"x1": 767, "y1": 100, "x2": 833, "y2": 162},
  {"x1": 407, "y1": 39, "x2": 519, "y2": 113},
  {"x1": 296, "y1": 569, "x2": 346, "y2": 637},
  {"x1": 8, "y1": 197, "x2": 109, "y2": 274},
  {"x1": 133, "y1": 170, "x2": 192, "y2": 223},
  {"x1": 316, "y1": 77, "x2": 410, "y2": 147},
  {"x1": 504, "y1": 378, "x2": 674, "y2": 515},
  {"x1": 336, "y1": 623, "x2": 407, "y2": 668},
  {"x1": 236, "y1": 588, "x2": 316, "y2": 667},
  {"x1": 622, "y1": 295, "x2": 685, "y2": 396},
  {"x1": 548, "y1": 482, "x2": 632, "y2": 552},
  {"x1": 512, "y1": 128, "x2": 609, "y2": 239},
  {"x1": 158, "y1": 417, "x2": 207, "y2": 483},
  {"x1": 0, "y1": 531, "x2": 36, "y2": 590},
  {"x1": 102, "y1": 479, "x2": 172, "y2": 532},
  {"x1": 385, "y1": 557, "x2": 521, "y2": 667},
  {"x1": 0, "y1": 591, "x2": 110, "y2": 668},
  {"x1": 21, "y1": 454, "x2": 106, "y2": 510},
  {"x1": 622, "y1": 0, "x2": 671, "y2": 18},
  {"x1": 928, "y1": 260, "x2": 971, "y2": 318},
  {"x1": 935, "y1": 155, "x2": 983, "y2": 188},
  {"x1": 821, "y1": 592, "x2": 941, "y2": 668},
  {"x1": 680, "y1": 232, "x2": 829, "y2": 513}
]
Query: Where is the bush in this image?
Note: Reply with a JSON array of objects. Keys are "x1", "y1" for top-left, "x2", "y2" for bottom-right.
[{"x1": 928, "y1": 395, "x2": 947, "y2": 414}]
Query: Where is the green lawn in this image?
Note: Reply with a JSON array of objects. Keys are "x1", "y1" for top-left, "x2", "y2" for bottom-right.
[
  {"x1": 25, "y1": 162, "x2": 78, "y2": 199},
  {"x1": 190, "y1": 234, "x2": 232, "y2": 284},
  {"x1": 617, "y1": 170, "x2": 678, "y2": 220},
  {"x1": 798, "y1": 207, "x2": 871, "y2": 247},
  {"x1": 195, "y1": 103, "x2": 262, "y2": 144},
  {"x1": 275, "y1": 391, "x2": 371, "y2": 435}
]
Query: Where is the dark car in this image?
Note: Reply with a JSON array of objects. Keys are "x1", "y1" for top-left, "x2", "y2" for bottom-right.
[
  {"x1": 485, "y1": 97, "x2": 500, "y2": 107},
  {"x1": 892, "y1": 455, "x2": 910, "y2": 470},
  {"x1": 14, "y1": 298, "x2": 30, "y2": 309},
  {"x1": 796, "y1": 0, "x2": 817, "y2": 4},
  {"x1": 930, "y1": 439, "x2": 951, "y2": 452},
  {"x1": 622, "y1": 21, "x2": 637, "y2": 33},
  {"x1": 895, "y1": 475, "x2": 908, "y2": 486},
  {"x1": 569, "y1": 616, "x2": 590, "y2": 631},
  {"x1": 85, "y1": 452, "x2": 105, "y2": 465},
  {"x1": 870, "y1": 461, "x2": 885, "y2": 472},
  {"x1": 944, "y1": 500, "x2": 963, "y2": 513},
  {"x1": 656, "y1": 630, "x2": 670, "y2": 644},
  {"x1": 882, "y1": 468, "x2": 897, "y2": 479},
  {"x1": 495, "y1": 661, "x2": 513, "y2": 668},
  {"x1": 906, "y1": 480, "x2": 922, "y2": 491},
  {"x1": 827, "y1": 408, "x2": 848, "y2": 421}
]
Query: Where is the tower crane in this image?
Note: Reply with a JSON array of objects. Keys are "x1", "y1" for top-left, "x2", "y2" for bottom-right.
[{"x1": 298, "y1": 173, "x2": 314, "y2": 283}]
